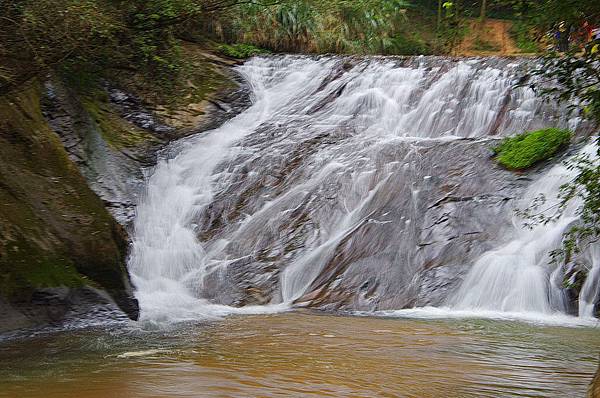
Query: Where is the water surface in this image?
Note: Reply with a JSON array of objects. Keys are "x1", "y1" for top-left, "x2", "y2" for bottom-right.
[{"x1": 1, "y1": 312, "x2": 599, "y2": 397}]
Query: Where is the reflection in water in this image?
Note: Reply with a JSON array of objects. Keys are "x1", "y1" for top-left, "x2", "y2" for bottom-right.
[{"x1": 1, "y1": 313, "x2": 599, "y2": 397}]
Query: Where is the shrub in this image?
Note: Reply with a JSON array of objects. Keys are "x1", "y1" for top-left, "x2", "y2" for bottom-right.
[
  {"x1": 494, "y1": 128, "x2": 572, "y2": 170},
  {"x1": 389, "y1": 34, "x2": 432, "y2": 55},
  {"x1": 510, "y1": 21, "x2": 539, "y2": 54},
  {"x1": 218, "y1": 44, "x2": 269, "y2": 59}
]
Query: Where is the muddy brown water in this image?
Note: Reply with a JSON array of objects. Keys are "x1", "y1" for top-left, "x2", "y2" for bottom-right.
[{"x1": 1, "y1": 312, "x2": 599, "y2": 397}]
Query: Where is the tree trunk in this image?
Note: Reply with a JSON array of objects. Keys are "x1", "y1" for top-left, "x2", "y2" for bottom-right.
[
  {"x1": 480, "y1": 0, "x2": 488, "y2": 23},
  {"x1": 437, "y1": 0, "x2": 442, "y2": 29}
]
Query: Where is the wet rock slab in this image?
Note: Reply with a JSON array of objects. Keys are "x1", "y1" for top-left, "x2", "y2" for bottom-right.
[{"x1": 193, "y1": 135, "x2": 531, "y2": 310}]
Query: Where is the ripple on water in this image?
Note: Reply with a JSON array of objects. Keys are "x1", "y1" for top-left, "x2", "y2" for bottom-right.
[{"x1": 0, "y1": 312, "x2": 598, "y2": 398}]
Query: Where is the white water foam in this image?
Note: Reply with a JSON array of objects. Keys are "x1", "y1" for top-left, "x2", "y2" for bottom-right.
[
  {"x1": 369, "y1": 307, "x2": 600, "y2": 327},
  {"x1": 129, "y1": 57, "x2": 337, "y2": 322},
  {"x1": 579, "y1": 244, "x2": 600, "y2": 317},
  {"x1": 129, "y1": 55, "x2": 595, "y2": 325},
  {"x1": 383, "y1": 143, "x2": 600, "y2": 327}
]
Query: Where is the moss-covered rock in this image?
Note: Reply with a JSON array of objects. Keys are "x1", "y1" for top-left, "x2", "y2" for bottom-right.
[
  {"x1": 110, "y1": 43, "x2": 244, "y2": 132},
  {"x1": 0, "y1": 42, "x2": 251, "y2": 332},
  {"x1": 0, "y1": 83, "x2": 138, "y2": 330},
  {"x1": 41, "y1": 43, "x2": 251, "y2": 227},
  {"x1": 493, "y1": 128, "x2": 572, "y2": 170},
  {"x1": 82, "y1": 97, "x2": 161, "y2": 151}
]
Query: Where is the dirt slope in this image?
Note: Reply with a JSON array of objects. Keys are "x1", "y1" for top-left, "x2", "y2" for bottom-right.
[{"x1": 456, "y1": 19, "x2": 522, "y2": 56}]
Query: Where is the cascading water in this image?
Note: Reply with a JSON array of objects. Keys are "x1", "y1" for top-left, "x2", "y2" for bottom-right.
[
  {"x1": 580, "y1": 244, "x2": 600, "y2": 317},
  {"x1": 128, "y1": 57, "x2": 335, "y2": 321},
  {"x1": 129, "y1": 55, "x2": 598, "y2": 324},
  {"x1": 449, "y1": 143, "x2": 598, "y2": 316}
]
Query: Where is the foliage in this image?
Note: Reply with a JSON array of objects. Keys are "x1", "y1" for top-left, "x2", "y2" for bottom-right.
[
  {"x1": 509, "y1": 20, "x2": 538, "y2": 53},
  {"x1": 494, "y1": 128, "x2": 572, "y2": 170},
  {"x1": 473, "y1": 37, "x2": 500, "y2": 52},
  {"x1": 527, "y1": 55, "x2": 600, "y2": 125},
  {"x1": 0, "y1": 0, "x2": 124, "y2": 93},
  {"x1": 493, "y1": 0, "x2": 600, "y2": 52},
  {"x1": 496, "y1": 0, "x2": 600, "y2": 30},
  {"x1": 218, "y1": 44, "x2": 269, "y2": 59},
  {"x1": 507, "y1": 0, "x2": 600, "y2": 263},
  {"x1": 2, "y1": 0, "x2": 517, "y2": 93},
  {"x1": 207, "y1": 0, "x2": 421, "y2": 55},
  {"x1": 556, "y1": 149, "x2": 600, "y2": 260},
  {"x1": 390, "y1": 34, "x2": 432, "y2": 55},
  {"x1": 0, "y1": 0, "x2": 251, "y2": 95},
  {"x1": 435, "y1": 0, "x2": 469, "y2": 53}
]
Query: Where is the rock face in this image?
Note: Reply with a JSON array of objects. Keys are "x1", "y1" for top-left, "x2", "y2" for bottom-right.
[
  {"x1": 195, "y1": 137, "x2": 531, "y2": 310},
  {"x1": 0, "y1": 84, "x2": 138, "y2": 331},
  {"x1": 0, "y1": 47, "x2": 252, "y2": 332},
  {"x1": 590, "y1": 361, "x2": 600, "y2": 398},
  {"x1": 0, "y1": 42, "x2": 252, "y2": 333},
  {"x1": 42, "y1": 69, "x2": 251, "y2": 226},
  {"x1": 129, "y1": 55, "x2": 598, "y2": 318},
  {"x1": 42, "y1": 82, "x2": 155, "y2": 225},
  {"x1": 0, "y1": 50, "x2": 249, "y2": 333}
]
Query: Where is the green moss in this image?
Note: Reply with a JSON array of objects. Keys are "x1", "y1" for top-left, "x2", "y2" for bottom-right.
[
  {"x1": 0, "y1": 83, "x2": 130, "y2": 302},
  {"x1": 112, "y1": 44, "x2": 237, "y2": 114},
  {"x1": 218, "y1": 43, "x2": 269, "y2": 59},
  {"x1": 494, "y1": 128, "x2": 572, "y2": 170},
  {"x1": 1, "y1": 235, "x2": 85, "y2": 298},
  {"x1": 185, "y1": 60, "x2": 235, "y2": 105},
  {"x1": 82, "y1": 97, "x2": 160, "y2": 150},
  {"x1": 0, "y1": 189, "x2": 86, "y2": 297}
]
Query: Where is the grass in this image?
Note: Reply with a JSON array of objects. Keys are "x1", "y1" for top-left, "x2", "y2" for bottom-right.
[
  {"x1": 218, "y1": 43, "x2": 269, "y2": 59},
  {"x1": 473, "y1": 37, "x2": 501, "y2": 52},
  {"x1": 494, "y1": 128, "x2": 572, "y2": 170},
  {"x1": 510, "y1": 21, "x2": 540, "y2": 54}
]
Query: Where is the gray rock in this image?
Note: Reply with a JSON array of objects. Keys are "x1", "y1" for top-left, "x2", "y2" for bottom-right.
[
  {"x1": 42, "y1": 69, "x2": 251, "y2": 227},
  {"x1": 0, "y1": 287, "x2": 128, "y2": 336},
  {"x1": 191, "y1": 134, "x2": 532, "y2": 309}
]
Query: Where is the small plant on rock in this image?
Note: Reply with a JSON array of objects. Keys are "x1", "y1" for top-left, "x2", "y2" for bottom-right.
[{"x1": 493, "y1": 128, "x2": 572, "y2": 170}]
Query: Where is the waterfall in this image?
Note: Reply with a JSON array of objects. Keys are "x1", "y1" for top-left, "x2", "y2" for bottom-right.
[
  {"x1": 579, "y1": 236, "x2": 600, "y2": 317},
  {"x1": 449, "y1": 143, "x2": 598, "y2": 316},
  {"x1": 129, "y1": 55, "x2": 597, "y2": 324},
  {"x1": 128, "y1": 57, "x2": 336, "y2": 321}
]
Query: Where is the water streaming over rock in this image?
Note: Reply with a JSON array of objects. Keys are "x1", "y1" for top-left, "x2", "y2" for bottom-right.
[
  {"x1": 449, "y1": 143, "x2": 597, "y2": 316},
  {"x1": 579, "y1": 249, "x2": 600, "y2": 318},
  {"x1": 129, "y1": 55, "x2": 598, "y2": 324}
]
